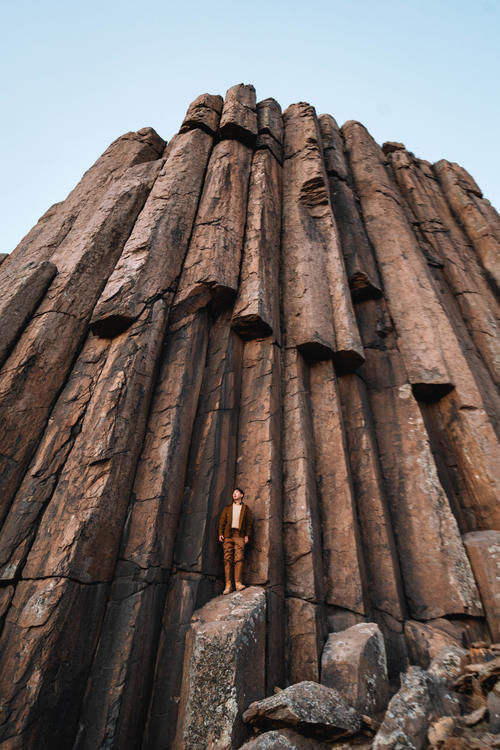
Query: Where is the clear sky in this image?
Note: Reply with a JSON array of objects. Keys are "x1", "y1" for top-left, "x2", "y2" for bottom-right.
[{"x1": 2, "y1": 0, "x2": 499, "y2": 253}]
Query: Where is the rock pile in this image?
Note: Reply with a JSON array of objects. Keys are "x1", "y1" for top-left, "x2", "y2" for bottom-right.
[{"x1": 0, "y1": 83, "x2": 498, "y2": 748}]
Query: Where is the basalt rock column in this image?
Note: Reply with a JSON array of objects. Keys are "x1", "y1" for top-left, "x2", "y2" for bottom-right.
[
  {"x1": 232, "y1": 98, "x2": 282, "y2": 340},
  {"x1": 387, "y1": 146, "x2": 500, "y2": 388},
  {"x1": 75, "y1": 311, "x2": 210, "y2": 750},
  {"x1": 354, "y1": 298, "x2": 483, "y2": 620},
  {"x1": 172, "y1": 84, "x2": 256, "y2": 318},
  {"x1": 90, "y1": 94, "x2": 222, "y2": 337},
  {"x1": 343, "y1": 121, "x2": 453, "y2": 400},
  {"x1": 0, "y1": 158, "x2": 163, "y2": 524},
  {"x1": 0, "y1": 259, "x2": 57, "y2": 367},
  {"x1": 6, "y1": 127, "x2": 165, "y2": 271},
  {"x1": 281, "y1": 103, "x2": 364, "y2": 370},
  {"x1": 319, "y1": 114, "x2": 382, "y2": 302},
  {"x1": 434, "y1": 159, "x2": 500, "y2": 291}
]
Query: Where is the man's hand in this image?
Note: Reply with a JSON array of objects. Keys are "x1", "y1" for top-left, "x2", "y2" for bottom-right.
[
  {"x1": 219, "y1": 535, "x2": 224, "y2": 542},
  {"x1": 244, "y1": 536, "x2": 249, "y2": 544}
]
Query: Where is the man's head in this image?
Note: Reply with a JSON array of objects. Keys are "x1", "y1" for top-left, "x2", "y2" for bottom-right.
[{"x1": 232, "y1": 487, "x2": 244, "y2": 504}]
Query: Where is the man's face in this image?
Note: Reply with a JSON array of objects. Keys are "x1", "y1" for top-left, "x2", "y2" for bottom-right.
[{"x1": 232, "y1": 489, "x2": 243, "y2": 504}]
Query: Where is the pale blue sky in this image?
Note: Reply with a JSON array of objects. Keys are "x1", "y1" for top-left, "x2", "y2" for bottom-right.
[{"x1": 2, "y1": 0, "x2": 499, "y2": 253}]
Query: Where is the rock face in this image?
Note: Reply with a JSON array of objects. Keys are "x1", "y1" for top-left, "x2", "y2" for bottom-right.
[{"x1": 0, "y1": 83, "x2": 499, "y2": 749}]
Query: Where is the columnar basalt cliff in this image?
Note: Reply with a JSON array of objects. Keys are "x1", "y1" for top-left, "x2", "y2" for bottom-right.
[{"x1": 0, "y1": 84, "x2": 498, "y2": 750}]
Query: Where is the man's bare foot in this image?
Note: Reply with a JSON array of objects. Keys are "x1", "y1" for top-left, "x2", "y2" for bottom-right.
[
  {"x1": 235, "y1": 582, "x2": 245, "y2": 592},
  {"x1": 223, "y1": 585, "x2": 232, "y2": 595}
]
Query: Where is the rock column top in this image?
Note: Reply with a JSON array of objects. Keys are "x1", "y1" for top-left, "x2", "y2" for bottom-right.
[
  {"x1": 219, "y1": 83, "x2": 258, "y2": 146},
  {"x1": 179, "y1": 93, "x2": 224, "y2": 135},
  {"x1": 256, "y1": 98, "x2": 283, "y2": 162}
]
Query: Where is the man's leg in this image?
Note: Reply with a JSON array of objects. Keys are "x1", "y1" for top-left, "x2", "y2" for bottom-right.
[
  {"x1": 234, "y1": 536, "x2": 245, "y2": 591},
  {"x1": 223, "y1": 537, "x2": 234, "y2": 594}
]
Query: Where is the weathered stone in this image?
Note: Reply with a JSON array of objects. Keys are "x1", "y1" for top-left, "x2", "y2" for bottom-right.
[
  {"x1": 174, "y1": 311, "x2": 242, "y2": 576},
  {"x1": 321, "y1": 623, "x2": 390, "y2": 715},
  {"x1": 338, "y1": 375, "x2": 404, "y2": 619},
  {"x1": 388, "y1": 147, "x2": 500, "y2": 388},
  {"x1": 309, "y1": 360, "x2": 365, "y2": 612},
  {"x1": 463, "y1": 531, "x2": 500, "y2": 641},
  {"x1": 0, "y1": 252, "x2": 9, "y2": 266},
  {"x1": 0, "y1": 333, "x2": 109, "y2": 580},
  {"x1": 286, "y1": 597, "x2": 326, "y2": 684},
  {"x1": 337, "y1": 374, "x2": 405, "y2": 624},
  {"x1": 319, "y1": 114, "x2": 382, "y2": 301},
  {"x1": 372, "y1": 666, "x2": 460, "y2": 750},
  {"x1": 0, "y1": 578, "x2": 108, "y2": 749},
  {"x1": 487, "y1": 685, "x2": 500, "y2": 733},
  {"x1": 219, "y1": 83, "x2": 258, "y2": 146},
  {"x1": 172, "y1": 138, "x2": 253, "y2": 319},
  {"x1": 382, "y1": 141, "x2": 405, "y2": 154},
  {"x1": 143, "y1": 572, "x2": 217, "y2": 750},
  {"x1": 232, "y1": 147, "x2": 282, "y2": 340},
  {"x1": 72, "y1": 313, "x2": 210, "y2": 749},
  {"x1": 428, "y1": 645, "x2": 469, "y2": 682},
  {"x1": 179, "y1": 93, "x2": 223, "y2": 135},
  {"x1": 405, "y1": 620, "x2": 463, "y2": 669},
  {"x1": 6, "y1": 127, "x2": 165, "y2": 273},
  {"x1": 91, "y1": 119, "x2": 218, "y2": 336},
  {"x1": 282, "y1": 104, "x2": 364, "y2": 371},
  {"x1": 238, "y1": 728, "x2": 332, "y2": 749},
  {"x1": 0, "y1": 159, "x2": 162, "y2": 526},
  {"x1": 121, "y1": 309, "x2": 209, "y2": 572},
  {"x1": 22, "y1": 300, "x2": 167, "y2": 582},
  {"x1": 74, "y1": 575, "x2": 167, "y2": 750},
  {"x1": 174, "y1": 587, "x2": 266, "y2": 750},
  {"x1": 363, "y1": 343, "x2": 483, "y2": 619},
  {"x1": 0, "y1": 259, "x2": 57, "y2": 367},
  {"x1": 243, "y1": 680, "x2": 362, "y2": 740},
  {"x1": 343, "y1": 121, "x2": 454, "y2": 400},
  {"x1": 282, "y1": 348, "x2": 323, "y2": 602},
  {"x1": 236, "y1": 339, "x2": 282, "y2": 586},
  {"x1": 434, "y1": 159, "x2": 500, "y2": 290},
  {"x1": 256, "y1": 98, "x2": 284, "y2": 162}
]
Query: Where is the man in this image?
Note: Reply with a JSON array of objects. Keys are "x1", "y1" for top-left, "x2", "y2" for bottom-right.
[{"x1": 218, "y1": 488, "x2": 252, "y2": 594}]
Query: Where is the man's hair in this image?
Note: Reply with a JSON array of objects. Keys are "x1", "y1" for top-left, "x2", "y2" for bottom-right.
[{"x1": 234, "y1": 487, "x2": 245, "y2": 496}]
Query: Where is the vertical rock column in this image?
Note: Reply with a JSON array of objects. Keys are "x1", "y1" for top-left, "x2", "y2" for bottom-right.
[
  {"x1": 385, "y1": 147, "x2": 500, "y2": 531},
  {"x1": 232, "y1": 96, "x2": 285, "y2": 692},
  {"x1": 342, "y1": 121, "x2": 453, "y2": 401},
  {"x1": 318, "y1": 114, "x2": 382, "y2": 301},
  {"x1": 434, "y1": 159, "x2": 500, "y2": 291},
  {"x1": 0, "y1": 158, "x2": 163, "y2": 524},
  {"x1": 90, "y1": 94, "x2": 223, "y2": 337},
  {"x1": 0, "y1": 301, "x2": 168, "y2": 749},
  {"x1": 281, "y1": 103, "x2": 363, "y2": 370},
  {"x1": 308, "y1": 360, "x2": 366, "y2": 618},
  {"x1": 337, "y1": 372, "x2": 408, "y2": 675},
  {"x1": 282, "y1": 347, "x2": 325, "y2": 683},
  {"x1": 387, "y1": 146, "x2": 500, "y2": 389},
  {"x1": 354, "y1": 298, "x2": 483, "y2": 621},
  {"x1": 172, "y1": 84, "x2": 256, "y2": 319},
  {"x1": 75, "y1": 311, "x2": 210, "y2": 750}
]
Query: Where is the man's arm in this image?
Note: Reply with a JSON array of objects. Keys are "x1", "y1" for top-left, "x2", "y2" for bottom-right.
[{"x1": 218, "y1": 506, "x2": 227, "y2": 542}]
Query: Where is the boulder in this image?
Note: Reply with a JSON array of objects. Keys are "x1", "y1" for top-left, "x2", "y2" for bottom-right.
[
  {"x1": 238, "y1": 728, "x2": 332, "y2": 748},
  {"x1": 321, "y1": 623, "x2": 390, "y2": 715},
  {"x1": 372, "y1": 666, "x2": 459, "y2": 749},
  {"x1": 243, "y1": 680, "x2": 362, "y2": 741},
  {"x1": 174, "y1": 587, "x2": 267, "y2": 750}
]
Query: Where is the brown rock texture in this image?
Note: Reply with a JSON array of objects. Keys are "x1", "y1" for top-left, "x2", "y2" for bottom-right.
[
  {"x1": 0, "y1": 83, "x2": 499, "y2": 749},
  {"x1": 320, "y1": 623, "x2": 390, "y2": 715}
]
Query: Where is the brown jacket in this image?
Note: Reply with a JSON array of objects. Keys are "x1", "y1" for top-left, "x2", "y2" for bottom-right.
[{"x1": 218, "y1": 503, "x2": 252, "y2": 539}]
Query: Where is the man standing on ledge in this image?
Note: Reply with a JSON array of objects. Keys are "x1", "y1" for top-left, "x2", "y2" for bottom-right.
[{"x1": 218, "y1": 488, "x2": 252, "y2": 595}]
